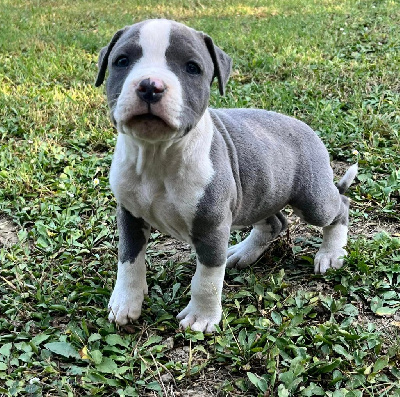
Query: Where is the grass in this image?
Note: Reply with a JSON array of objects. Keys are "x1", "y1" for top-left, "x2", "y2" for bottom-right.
[{"x1": 0, "y1": 0, "x2": 399, "y2": 395}]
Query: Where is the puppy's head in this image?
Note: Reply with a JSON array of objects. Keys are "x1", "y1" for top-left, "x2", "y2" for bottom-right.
[{"x1": 96, "y1": 19, "x2": 232, "y2": 142}]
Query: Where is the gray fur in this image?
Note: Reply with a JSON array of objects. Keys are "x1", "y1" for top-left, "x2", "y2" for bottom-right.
[
  {"x1": 203, "y1": 35, "x2": 232, "y2": 95},
  {"x1": 336, "y1": 164, "x2": 358, "y2": 194},
  {"x1": 117, "y1": 205, "x2": 149, "y2": 264},
  {"x1": 165, "y1": 25, "x2": 217, "y2": 133},
  {"x1": 206, "y1": 109, "x2": 337, "y2": 226},
  {"x1": 96, "y1": 19, "x2": 357, "y2": 331},
  {"x1": 97, "y1": 24, "x2": 143, "y2": 107}
]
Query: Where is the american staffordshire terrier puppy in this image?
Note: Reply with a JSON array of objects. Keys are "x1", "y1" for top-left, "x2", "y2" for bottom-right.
[{"x1": 95, "y1": 19, "x2": 357, "y2": 333}]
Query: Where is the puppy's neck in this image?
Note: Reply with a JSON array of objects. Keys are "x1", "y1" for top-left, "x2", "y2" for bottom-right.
[{"x1": 116, "y1": 109, "x2": 214, "y2": 176}]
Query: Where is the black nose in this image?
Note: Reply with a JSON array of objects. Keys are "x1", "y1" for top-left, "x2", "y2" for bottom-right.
[{"x1": 136, "y1": 78, "x2": 165, "y2": 104}]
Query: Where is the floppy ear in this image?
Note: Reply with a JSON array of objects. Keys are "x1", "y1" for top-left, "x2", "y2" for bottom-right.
[
  {"x1": 95, "y1": 27, "x2": 128, "y2": 87},
  {"x1": 203, "y1": 34, "x2": 232, "y2": 95}
]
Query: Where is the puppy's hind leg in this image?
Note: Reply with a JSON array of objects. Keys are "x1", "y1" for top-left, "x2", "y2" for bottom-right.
[
  {"x1": 314, "y1": 165, "x2": 357, "y2": 274},
  {"x1": 314, "y1": 218, "x2": 348, "y2": 274},
  {"x1": 296, "y1": 164, "x2": 357, "y2": 274},
  {"x1": 226, "y1": 212, "x2": 288, "y2": 269}
]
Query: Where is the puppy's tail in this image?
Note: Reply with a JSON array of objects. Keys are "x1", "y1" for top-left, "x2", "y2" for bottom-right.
[{"x1": 336, "y1": 163, "x2": 358, "y2": 194}]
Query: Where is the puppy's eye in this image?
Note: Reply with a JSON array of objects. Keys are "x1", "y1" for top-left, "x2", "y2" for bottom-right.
[
  {"x1": 115, "y1": 56, "x2": 129, "y2": 67},
  {"x1": 185, "y1": 61, "x2": 201, "y2": 75}
]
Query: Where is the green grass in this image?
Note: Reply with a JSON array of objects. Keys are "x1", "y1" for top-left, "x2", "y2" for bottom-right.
[{"x1": 1, "y1": 0, "x2": 400, "y2": 395}]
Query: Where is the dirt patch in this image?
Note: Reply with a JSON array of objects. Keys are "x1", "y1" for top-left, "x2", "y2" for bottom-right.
[
  {"x1": 331, "y1": 160, "x2": 353, "y2": 179},
  {"x1": 0, "y1": 215, "x2": 19, "y2": 248},
  {"x1": 151, "y1": 239, "x2": 193, "y2": 264},
  {"x1": 137, "y1": 338, "x2": 236, "y2": 397},
  {"x1": 173, "y1": 368, "x2": 233, "y2": 396},
  {"x1": 146, "y1": 351, "x2": 234, "y2": 397},
  {"x1": 350, "y1": 217, "x2": 399, "y2": 238}
]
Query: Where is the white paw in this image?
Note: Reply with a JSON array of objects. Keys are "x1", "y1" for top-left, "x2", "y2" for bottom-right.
[
  {"x1": 314, "y1": 248, "x2": 347, "y2": 274},
  {"x1": 226, "y1": 240, "x2": 266, "y2": 268},
  {"x1": 108, "y1": 282, "x2": 147, "y2": 325},
  {"x1": 177, "y1": 299, "x2": 222, "y2": 333}
]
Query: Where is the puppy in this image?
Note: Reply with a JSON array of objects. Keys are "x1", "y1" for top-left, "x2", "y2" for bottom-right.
[{"x1": 95, "y1": 19, "x2": 357, "y2": 332}]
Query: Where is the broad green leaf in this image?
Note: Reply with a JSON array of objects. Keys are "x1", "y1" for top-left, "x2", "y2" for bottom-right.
[
  {"x1": 391, "y1": 366, "x2": 400, "y2": 379},
  {"x1": 333, "y1": 344, "x2": 352, "y2": 360},
  {"x1": 145, "y1": 381, "x2": 162, "y2": 391},
  {"x1": 86, "y1": 372, "x2": 108, "y2": 383},
  {"x1": 44, "y1": 342, "x2": 80, "y2": 359},
  {"x1": 115, "y1": 366, "x2": 130, "y2": 375},
  {"x1": 91, "y1": 350, "x2": 103, "y2": 365},
  {"x1": 19, "y1": 352, "x2": 33, "y2": 362},
  {"x1": 254, "y1": 284, "x2": 264, "y2": 297},
  {"x1": 172, "y1": 283, "x2": 181, "y2": 299},
  {"x1": 142, "y1": 335, "x2": 163, "y2": 347},
  {"x1": 342, "y1": 304, "x2": 359, "y2": 316},
  {"x1": 301, "y1": 382, "x2": 325, "y2": 396},
  {"x1": 271, "y1": 311, "x2": 282, "y2": 325},
  {"x1": 291, "y1": 314, "x2": 303, "y2": 327},
  {"x1": 193, "y1": 345, "x2": 207, "y2": 355},
  {"x1": 96, "y1": 357, "x2": 118, "y2": 373},
  {"x1": 238, "y1": 329, "x2": 247, "y2": 347},
  {"x1": 266, "y1": 292, "x2": 281, "y2": 301},
  {"x1": 68, "y1": 365, "x2": 84, "y2": 375},
  {"x1": 25, "y1": 384, "x2": 41, "y2": 394},
  {"x1": 279, "y1": 370, "x2": 295, "y2": 386},
  {"x1": 88, "y1": 333, "x2": 102, "y2": 343},
  {"x1": 247, "y1": 372, "x2": 260, "y2": 388},
  {"x1": 258, "y1": 377, "x2": 268, "y2": 393},
  {"x1": 332, "y1": 390, "x2": 347, "y2": 397},
  {"x1": 120, "y1": 386, "x2": 139, "y2": 396},
  {"x1": 0, "y1": 343, "x2": 12, "y2": 357},
  {"x1": 31, "y1": 334, "x2": 50, "y2": 346},
  {"x1": 277, "y1": 384, "x2": 290, "y2": 397},
  {"x1": 375, "y1": 307, "x2": 398, "y2": 316},
  {"x1": 373, "y1": 356, "x2": 389, "y2": 373},
  {"x1": 244, "y1": 304, "x2": 257, "y2": 315},
  {"x1": 290, "y1": 356, "x2": 305, "y2": 376},
  {"x1": 105, "y1": 334, "x2": 128, "y2": 347}
]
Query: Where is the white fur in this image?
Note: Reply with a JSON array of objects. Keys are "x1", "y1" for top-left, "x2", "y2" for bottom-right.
[
  {"x1": 338, "y1": 163, "x2": 358, "y2": 191},
  {"x1": 108, "y1": 240, "x2": 149, "y2": 324},
  {"x1": 314, "y1": 224, "x2": 348, "y2": 274},
  {"x1": 114, "y1": 20, "x2": 184, "y2": 135},
  {"x1": 110, "y1": 110, "x2": 215, "y2": 243},
  {"x1": 227, "y1": 222, "x2": 273, "y2": 268},
  {"x1": 177, "y1": 261, "x2": 225, "y2": 333}
]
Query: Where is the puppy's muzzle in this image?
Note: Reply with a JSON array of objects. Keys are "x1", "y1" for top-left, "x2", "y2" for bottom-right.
[{"x1": 136, "y1": 78, "x2": 165, "y2": 104}]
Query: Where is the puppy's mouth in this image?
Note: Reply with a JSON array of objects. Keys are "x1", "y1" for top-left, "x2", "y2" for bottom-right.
[
  {"x1": 132, "y1": 113, "x2": 165, "y2": 123},
  {"x1": 126, "y1": 113, "x2": 171, "y2": 129}
]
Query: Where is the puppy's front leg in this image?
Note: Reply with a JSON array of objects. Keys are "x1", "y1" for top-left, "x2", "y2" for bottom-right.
[
  {"x1": 177, "y1": 260, "x2": 226, "y2": 333},
  {"x1": 108, "y1": 205, "x2": 150, "y2": 325},
  {"x1": 178, "y1": 228, "x2": 229, "y2": 333}
]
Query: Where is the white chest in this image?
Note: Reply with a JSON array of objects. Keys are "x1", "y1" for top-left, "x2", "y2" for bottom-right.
[{"x1": 109, "y1": 130, "x2": 214, "y2": 242}]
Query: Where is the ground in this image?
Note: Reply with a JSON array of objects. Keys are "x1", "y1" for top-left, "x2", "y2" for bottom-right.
[{"x1": 0, "y1": 216, "x2": 18, "y2": 248}]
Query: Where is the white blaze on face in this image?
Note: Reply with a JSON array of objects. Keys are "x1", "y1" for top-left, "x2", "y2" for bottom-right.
[
  {"x1": 139, "y1": 19, "x2": 171, "y2": 68},
  {"x1": 114, "y1": 20, "x2": 184, "y2": 136}
]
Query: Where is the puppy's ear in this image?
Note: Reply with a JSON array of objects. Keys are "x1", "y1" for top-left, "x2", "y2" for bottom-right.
[
  {"x1": 203, "y1": 34, "x2": 232, "y2": 95},
  {"x1": 95, "y1": 27, "x2": 128, "y2": 87}
]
